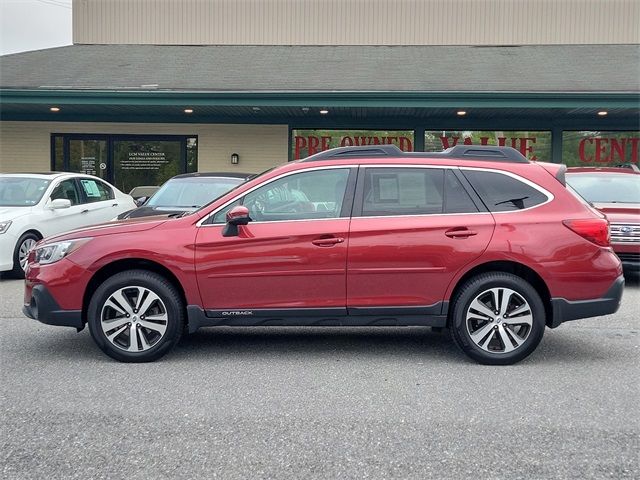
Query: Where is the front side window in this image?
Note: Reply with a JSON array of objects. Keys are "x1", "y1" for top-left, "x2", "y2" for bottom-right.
[
  {"x1": 50, "y1": 179, "x2": 82, "y2": 206},
  {"x1": 361, "y1": 168, "x2": 444, "y2": 216},
  {"x1": 462, "y1": 170, "x2": 548, "y2": 212},
  {"x1": 212, "y1": 168, "x2": 350, "y2": 223}
]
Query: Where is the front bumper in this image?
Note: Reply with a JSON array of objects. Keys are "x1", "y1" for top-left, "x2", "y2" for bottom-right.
[
  {"x1": 23, "y1": 284, "x2": 83, "y2": 329},
  {"x1": 549, "y1": 275, "x2": 625, "y2": 328},
  {"x1": 0, "y1": 231, "x2": 18, "y2": 272}
]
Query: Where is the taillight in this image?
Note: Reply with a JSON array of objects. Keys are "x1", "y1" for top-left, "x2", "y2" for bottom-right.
[{"x1": 562, "y1": 218, "x2": 610, "y2": 247}]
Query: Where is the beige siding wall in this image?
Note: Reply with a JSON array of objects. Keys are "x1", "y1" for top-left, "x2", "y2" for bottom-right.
[
  {"x1": 0, "y1": 122, "x2": 288, "y2": 174},
  {"x1": 73, "y1": 0, "x2": 640, "y2": 46}
]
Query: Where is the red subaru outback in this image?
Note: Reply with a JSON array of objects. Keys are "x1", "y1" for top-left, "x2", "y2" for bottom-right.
[{"x1": 23, "y1": 145, "x2": 624, "y2": 365}]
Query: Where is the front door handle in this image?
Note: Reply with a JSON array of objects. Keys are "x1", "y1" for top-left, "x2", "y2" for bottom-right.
[
  {"x1": 81, "y1": 209, "x2": 89, "y2": 214},
  {"x1": 312, "y1": 237, "x2": 344, "y2": 247},
  {"x1": 445, "y1": 228, "x2": 478, "y2": 238}
]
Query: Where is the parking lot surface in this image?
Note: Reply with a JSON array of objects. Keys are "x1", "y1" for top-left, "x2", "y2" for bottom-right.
[{"x1": 1, "y1": 276, "x2": 638, "y2": 479}]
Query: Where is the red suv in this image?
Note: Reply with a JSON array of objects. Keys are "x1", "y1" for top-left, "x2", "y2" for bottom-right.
[{"x1": 23, "y1": 145, "x2": 624, "y2": 365}]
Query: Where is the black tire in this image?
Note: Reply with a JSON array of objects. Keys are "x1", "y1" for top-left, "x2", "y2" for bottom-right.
[
  {"x1": 449, "y1": 272, "x2": 546, "y2": 365},
  {"x1": 11, "y1": 232, "x2": 40, "y2": 279},
  {"x1": 87, "y1": 270, "x2": 184, "y2": 362}
]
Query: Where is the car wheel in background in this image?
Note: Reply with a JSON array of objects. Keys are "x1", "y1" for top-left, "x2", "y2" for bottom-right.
[
  {"x1": 449, "y1": 272, "x2": 546, "y2": 365},
  {"x1": 11, "y1": 232, "x2": 39, "y2": 278},
  {"x1": 87, "y1": 270, "x2": 184, "y2": 362}
]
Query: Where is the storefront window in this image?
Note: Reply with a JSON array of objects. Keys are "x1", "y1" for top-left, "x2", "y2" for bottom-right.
[
  {"x1": 51, "y1": 135, "x2": 198, "y2": 194},
  {"x1": 53, "y1": 136, "x2": 63, "y2": 171},
  {"x1": 562, "y1": 131, "x2": 639, "y2": 166},
  {"x1": 291, "y1": 129, "x2": 414, "y2": 160},
  {"x1": 186, "y1": 137, "x2": 198, "y2": 173},
  {"x1": 425, "y1": 130, "x2": 552, "y2": 161}
]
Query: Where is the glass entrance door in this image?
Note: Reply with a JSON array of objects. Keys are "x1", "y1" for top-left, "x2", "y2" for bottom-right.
[
  {"x1": 113, "y1": 139, "x2": 182, "y2": 194},
  {"x1": 69, "y1": 139, "x2": 109, "y2": 179}
]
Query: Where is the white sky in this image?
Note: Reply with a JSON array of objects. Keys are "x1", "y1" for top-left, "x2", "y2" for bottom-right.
[{"x1": 0, "y1": 0, "x2": 72, "y2": 56}]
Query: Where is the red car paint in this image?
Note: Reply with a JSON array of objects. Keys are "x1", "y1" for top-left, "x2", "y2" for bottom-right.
[{"x1": 25, "y1": 150, "x2": 623, "y2": 331}]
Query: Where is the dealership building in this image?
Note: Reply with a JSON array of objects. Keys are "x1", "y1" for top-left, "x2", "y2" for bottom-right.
[{"x1": 0, "y1": 0, "x2": 639, "y2": 193}]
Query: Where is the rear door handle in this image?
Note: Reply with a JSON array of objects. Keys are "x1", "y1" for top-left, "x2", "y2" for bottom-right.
[
  {"x1": 112, "y1": 203, "x2": 119, "y2": 207},
  {"x1": 445, "y1": 228, "x2": 478, "y2": 238},
  {"x1": 312, "y1": 237, "x2": 344, "y2": 247}
]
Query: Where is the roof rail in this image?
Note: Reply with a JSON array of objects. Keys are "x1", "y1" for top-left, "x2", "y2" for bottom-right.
[
  {"x1": 300, "y1": 144, "x2": 529, "y2": 163},
  {"x1": 301, "y1": 145, "x2": 403, "y2": 162}
]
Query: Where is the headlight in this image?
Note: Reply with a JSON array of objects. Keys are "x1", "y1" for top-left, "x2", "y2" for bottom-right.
[
  {"x1": 34, "y1": 238, "x2": 92, "y2": 265},
  {"x1": 0, "y1": 220, "x2": 11, "y2": 234}
]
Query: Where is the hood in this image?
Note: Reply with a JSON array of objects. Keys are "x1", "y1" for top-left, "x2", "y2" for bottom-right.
[
  {"x1": 118, "y1": 205, "x2": 191, "y2": 220},
  {"x1": 0, "y1": 206, "x2": 33, "y2": 221},
  {"x1": 44, "y1": 216, "x2": 169, "y2": 243},
  {"x1": 592, "y1": 203, "x2": 640, "y2": 224}
]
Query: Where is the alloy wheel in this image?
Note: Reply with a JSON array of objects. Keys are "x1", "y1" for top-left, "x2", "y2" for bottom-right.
[
  {"x1": 465, "y1": 287, "x2": 533, "y2": 354},
  {"x1": 19, "y1": 238, "x2": 37, "y2": 271},
  {"x1": 100, "y1": 286, "x2": 168, "y2": 352}
]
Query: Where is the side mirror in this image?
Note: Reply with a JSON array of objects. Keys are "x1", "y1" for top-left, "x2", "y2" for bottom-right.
[
  {"x1": 135, "y1": 196, "x2": 148, "y2": 207},
  {"x1": 50, "y1": 198, "x2": 71, "y2": 210},
  {"x1": 222, "y1": 205, "x2": 252, "y2": 237}
]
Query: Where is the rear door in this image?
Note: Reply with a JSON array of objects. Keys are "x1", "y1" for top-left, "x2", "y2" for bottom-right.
[
  {"x1": 76, "y1": 177, "x2": 121, "y2": 223},
  {"x1": 346, "y1": 166, "x2": 495, "y2": 312}
]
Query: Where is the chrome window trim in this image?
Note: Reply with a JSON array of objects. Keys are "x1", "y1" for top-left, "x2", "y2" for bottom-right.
[
  {"x1": 197, "y1": 163, "x2": 554, "y2": 226},
  {"x1": 197, "y1": 165, "x2": 355, "y2": 227}
]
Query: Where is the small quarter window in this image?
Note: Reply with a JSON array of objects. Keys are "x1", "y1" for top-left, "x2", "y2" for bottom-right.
[{"x1": 462, "y1": 170, "x2": 548, "y2": 212}]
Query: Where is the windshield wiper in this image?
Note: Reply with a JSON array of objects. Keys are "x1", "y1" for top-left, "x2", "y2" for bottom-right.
[{"x1": 495, "y1": 196, "x2": 529, "y2": 209}]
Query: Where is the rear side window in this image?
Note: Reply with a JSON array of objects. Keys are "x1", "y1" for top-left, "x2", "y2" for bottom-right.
[
  {"x1": 462, "y1": 170, "x2": 548, "y2": 212},
  {"x1": 79, "y1": 179, "x2": 114, "y2": 203},
  {"x1": 362, "y1": 168, "x2": 443, "y2": 216}
]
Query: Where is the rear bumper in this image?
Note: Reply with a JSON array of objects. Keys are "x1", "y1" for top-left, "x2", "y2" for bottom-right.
[
  {"x1": 23, "y1": 284, "x2": 83, "y2": 329},
  {"x1": 549, "y1": 275, "x2": 624, "y2": 328}
]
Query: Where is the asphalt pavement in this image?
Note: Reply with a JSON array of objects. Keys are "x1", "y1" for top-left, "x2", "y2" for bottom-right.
[{"x1": 1, "y1": 275, "x2": 638, "y2": 479}]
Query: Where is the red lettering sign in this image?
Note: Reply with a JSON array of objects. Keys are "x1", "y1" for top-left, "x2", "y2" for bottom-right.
[{"x1": 578, "y1": 136, "x2": 639, "y2": 164}]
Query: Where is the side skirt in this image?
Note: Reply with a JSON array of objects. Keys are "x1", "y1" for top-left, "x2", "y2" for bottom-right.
[{"x1": 186, "y1": 305, "x2": 447, "y2": 333}]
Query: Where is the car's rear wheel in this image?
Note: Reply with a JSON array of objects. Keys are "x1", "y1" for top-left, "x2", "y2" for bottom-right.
[
  {"x1": 88, "y1": 270, "x2": 184, "y2": 362},
  {"x1": 450, "y1": 272, "x2": 545, "y2": 365},
  {"x1": 11, "y1": 232, "x2": 39, "y2": 278}
]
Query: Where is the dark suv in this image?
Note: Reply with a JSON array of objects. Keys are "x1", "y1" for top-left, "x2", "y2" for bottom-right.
[{"x1": 23, "y1": 145, "x2": 624, "y2": 364}]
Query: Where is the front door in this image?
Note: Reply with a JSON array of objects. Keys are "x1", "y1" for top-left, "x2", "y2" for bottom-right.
[
  {"x1": 194, "y1": 167, "x2": 355, "y2": 313},
  {"x1": 347, "y1": 167, "x2": 495, "y2": 312}
]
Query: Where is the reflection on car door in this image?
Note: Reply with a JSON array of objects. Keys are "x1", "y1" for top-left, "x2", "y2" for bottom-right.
[
  {"x1": 194, "y1": 167, "x2": 355, "y2": 313},
  {"x1": 346, "y1": 167, "x2": 495, "y2": 312}
]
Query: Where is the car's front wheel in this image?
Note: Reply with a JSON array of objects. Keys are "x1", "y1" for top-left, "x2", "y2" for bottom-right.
[
  {"x1": 88, "y1": 270, "x2": 184, "y2": 362},
  {"x1": 11, "y1": 232, "x2": 39, "y2": 278},
  {"x1": 449, "y1": 272, "x2": 546, "y2": 365}
]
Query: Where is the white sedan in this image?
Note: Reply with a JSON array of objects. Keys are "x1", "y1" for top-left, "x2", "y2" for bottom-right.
[{"x1": 0, "y1": 172, "x2": 137, "y2": 277}]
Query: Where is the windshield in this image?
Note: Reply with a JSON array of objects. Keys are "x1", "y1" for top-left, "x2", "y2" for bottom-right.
[
  {"x1": 566, "y1": 173, "x2": 640, "y2": 204},
  {"x1": 0, "y1": 177, "x2": 51, "y2": 207},
  {"x1": 147, "y1": 176, "x2": 246, "y2": 209}
]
